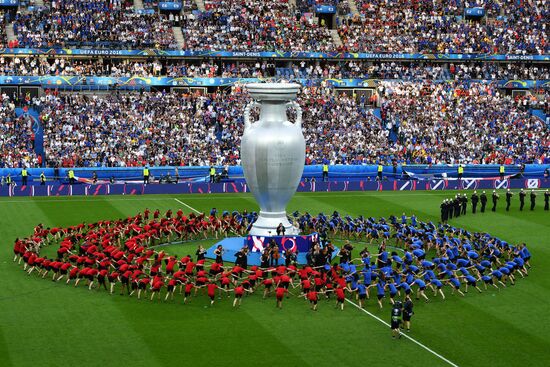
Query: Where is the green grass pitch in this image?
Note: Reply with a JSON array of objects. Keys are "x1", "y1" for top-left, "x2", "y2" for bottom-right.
[{"x1": 0, "y1": 191, "x2": 549, "y2": 367}]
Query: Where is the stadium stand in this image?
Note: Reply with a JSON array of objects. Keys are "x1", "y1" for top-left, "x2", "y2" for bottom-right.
[
  {"x1": 340, "y1": 0, "x2": 548, "y2": 54},
  {"x1": 12, "y1": 0, "x2": 177, "y2": 49},
  {"x1": 0, "y1": 0, "x2": 548, "y2": 175},
  {"x1": 0, "y1": 81, "x2": 544, "y2": 169}
]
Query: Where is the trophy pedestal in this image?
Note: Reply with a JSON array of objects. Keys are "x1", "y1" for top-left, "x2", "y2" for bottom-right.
[{"x1": 248, "y1": 211, "x2": 299, "y2": 236}]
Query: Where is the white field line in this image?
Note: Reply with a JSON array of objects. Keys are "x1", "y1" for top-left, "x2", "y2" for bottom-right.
[
  {"x1": 345, "y1": 298, "x2": 460, "y2": 367},
  {"x1": 174, "y1": 198, "x2": 201, "y2": 213}
]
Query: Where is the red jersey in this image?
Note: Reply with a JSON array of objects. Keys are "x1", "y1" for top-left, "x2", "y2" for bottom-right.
[
  {"x1": 307, "y1": 291, "x2": 318, "y2": 302},
  {"x1": 184, "y1": 283, "x2": 194, "y2": 293},
  {"x1": 207, "y1": 283, "x2": 217, "y2": 297},
  {"x1": 275, "y1": 287, "x2": 287, "y2": 299},
  {"x1": 335, "y1": 287, "x2": 346, "y2": 300}
]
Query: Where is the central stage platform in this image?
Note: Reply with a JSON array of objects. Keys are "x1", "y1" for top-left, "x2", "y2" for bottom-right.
[{"x1": 205, "y1": 233, "x2": 337, "y2": 266}]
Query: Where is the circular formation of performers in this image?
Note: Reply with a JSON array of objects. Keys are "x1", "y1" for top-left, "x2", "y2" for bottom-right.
[
  {"x1": 13, "y1": 209, "x2": 532, "y2": 329},
  {"x1": 441, "y1": 189, "x2": 549, "y2": 222}
]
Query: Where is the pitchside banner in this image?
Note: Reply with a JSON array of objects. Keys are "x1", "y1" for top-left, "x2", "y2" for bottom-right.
[
  {"x1": 0, "y1": 48, "x2": 548, "y2": 61},
  {"x1": 0, "y1": 76, "x2": 547, "y2": 90},
  {"x1": 1, "y1": 179, "x2": 549, "y2": 197},
  {"x1": 246, "y1": 233, "x2": 318, "y2": 254}
]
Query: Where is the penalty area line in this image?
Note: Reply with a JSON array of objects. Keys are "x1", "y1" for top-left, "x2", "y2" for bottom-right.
[
  {"x1": 174, "y1": 198, "x2": 201, "y2": 214},
  {"x1": 345, "y1": 298, "x2": 459, "y2": 367}
]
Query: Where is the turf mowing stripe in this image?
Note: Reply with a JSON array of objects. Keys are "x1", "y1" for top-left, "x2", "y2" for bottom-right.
[
  {"x1": 174, "y1": 198, "x2": 201, "y2": 213},
  {"x1": 1, "y1": 189, "x2": 548, "y2": 204},
  {"x1": 345, "y1": 299, "x2": 460, "y2": 367}
]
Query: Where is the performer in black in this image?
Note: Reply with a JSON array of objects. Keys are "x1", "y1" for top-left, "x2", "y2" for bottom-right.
[
  {"x1": 403, "y1": 298, "x2": 414, "y2": 333},
  {"x1": 480, "y1": 191, "x2": 487, "y2": 213},
  {"x1": 519, "y1": 189, "x2": 526, "y2": 211},
  {"x1": 391, "y1": 301, "x2": 403, "y2": 339},
  {"x1": 460, "y1": 194, "x2": 468, "y2": 215},
  {"x1": 440, "y1": 200, "x2": 447, "y2": 223},
  {"x1": 471, "y1": 191, "x2": 479, "y2": 214},
  {"x1": 530, "y1": 190, "x2": 537, "y2": 211},
  {"x1": 454, "y1": 196, "x2": 461, "y2": 218},
  {"x1": 505, "y1": 189, "x2": 513, "y2": 211},
  {"x1": 491, "y1": 190, "x2": 499, "y2": 212},
  {"x1": 545, "y1": 189, "x2": 549, "y2": 211},
  {"x1": 448, "y1": 198, "x2": 453, "y2": 220}
]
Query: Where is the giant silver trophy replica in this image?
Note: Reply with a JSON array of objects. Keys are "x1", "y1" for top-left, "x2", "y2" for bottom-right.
[{"x1": 241, "y1": 83, "x2": 305, "y2": 236}]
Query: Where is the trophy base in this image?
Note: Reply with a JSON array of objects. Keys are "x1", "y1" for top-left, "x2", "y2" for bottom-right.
[{"x1": 248, "y1": 211, "x2": 299, "y2": 236}]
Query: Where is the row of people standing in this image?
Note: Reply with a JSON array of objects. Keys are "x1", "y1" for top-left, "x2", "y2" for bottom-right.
[
  {"x1": 442, "y1": 189, "x2": 549, "y2": 222},
  {"x1": 440, "y1": 194, "x2": 468, "y2": 222}
]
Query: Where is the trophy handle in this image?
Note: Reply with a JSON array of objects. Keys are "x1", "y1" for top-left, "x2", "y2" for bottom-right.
[
  {"x1": 244, "y1": 101, "x2": 259, "y2": 130},
  {"x1": 287, "y1": 101, "x2": 302, "y2": 129}
]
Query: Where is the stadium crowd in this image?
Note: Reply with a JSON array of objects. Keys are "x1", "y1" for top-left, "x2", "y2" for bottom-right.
[
  {"x1": 378, "y1": 81, "x2": 548, "y2": 165},
  {"x1": 1, "y1": 55, "x2": 548, "y2": 81},
  {"x1": 13, "y1": 209, "x2": 532, "y2": 310},
  {"x1": 340, "y1": 0, "x2": 548, "y2": 54},
  {"x1": 1, "y1": 0, "x2": 547, "y2": 54},
  {"x1": 0, "y1": 95, "x2": 39, "y2": 169},
  {"x1": 0, "y1": 81, "x2": 547, "y2": 169},
  {"x1": 182, "y1": 0, "x2": 334, "y2": 51},
  {"x1": 12, "y1": 0, "x2": 177, "y2": 49}
]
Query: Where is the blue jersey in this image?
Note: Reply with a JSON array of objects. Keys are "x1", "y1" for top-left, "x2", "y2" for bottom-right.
[
  {"x1": 412, "y1": 249, "x2": 425, "y2": 258},
  {"x1": 431, "y1": 279, "x2": 443, "y2": 288},
  {"x1": 376, "y1": 282, "x2": 385, "y2": 295},
  {"x1": 357, "y1": 284, "x2": 367, "y2": 295},
  {"x1": 480, "y1": 260, "x2": 492, "y2": 268},
  {"x1": 423, "y1": 270, "x2": 436, "y2": 280},
  {"x1": 465, "y1": 275, "x2": 476, "y2": 283},
  {"x1": 362, "y1": 270, "x2": 372, "y2": 284},
  {"x1": 399, "y1": 282, "x2": 411, "y2": 292},
  {"x1": 414, "y1": 279, "x2": 426, "y2": 288},
  {"x1": 421, "y1": 260, "x2": 434, "y2": 268},
  {"x1": 456, "y1": 258, "x2": 470, "y2": 267},
  {"x1": 388, "y1": 283, "x2": 398, "y2": 295},
  {"x1": 446, "y1": 263, "x2": 457, "y2": 271},
  {"x1": 450, "y1": 277, "x2": 461, "y2": 288},
  {"x1": 513, "y1": 257, "x2": 524, "y2": 267}
]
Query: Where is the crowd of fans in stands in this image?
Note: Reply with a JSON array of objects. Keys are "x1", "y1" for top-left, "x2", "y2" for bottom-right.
[
  {"x1": 340, "y1": 0, "x2": 548, "y2": 54},
  {"x1": 0, "y1": 95, "x2": 39, "y2": 169},
  {"x1": 12, "y1": 0, "x2": 177, "y2": 49},
  {"x1": 0, "y1": 81, "x2": 546, "y2": 169},
  {"x1": 181, "y1": 0, "x2": 334, "y2": 51},
  {"x1": 377, "y1": 81, "x2": 548, "y2": 165},
  {"x1": 2, "y1": 0, "x2": 548, "y2": 54},
  {"x1": 1, "y1": 56, "x2": 548, "y2": 81}
]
